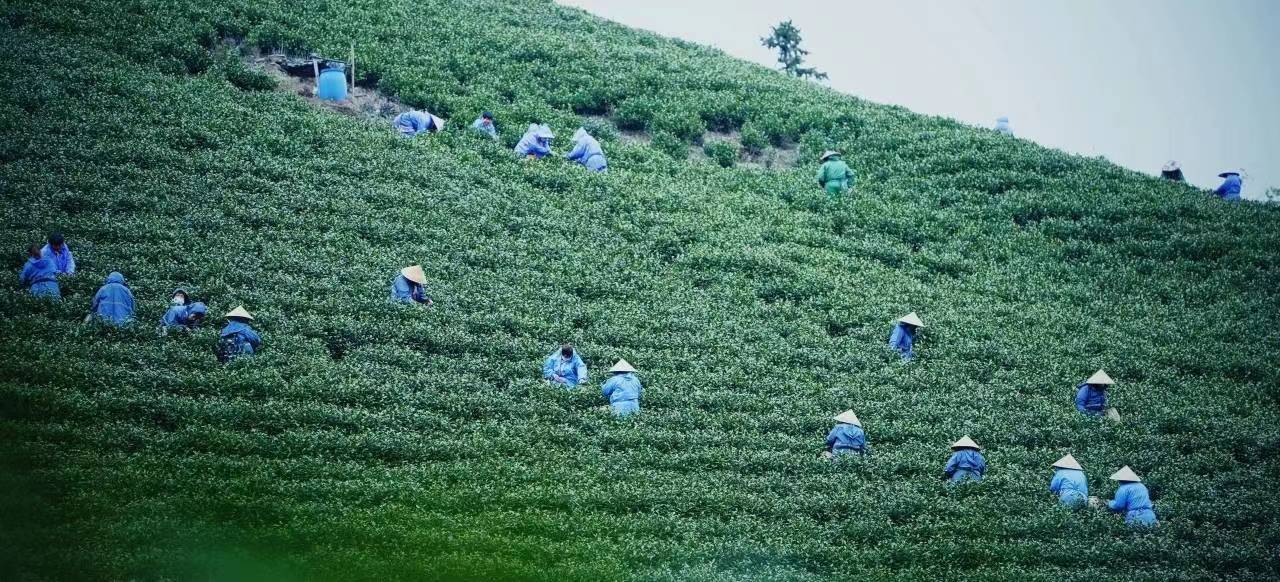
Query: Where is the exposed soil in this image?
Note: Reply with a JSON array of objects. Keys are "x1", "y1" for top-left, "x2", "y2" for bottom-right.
[{"x1": 240, "y1": 47, "x2": 406, "y2": 120}]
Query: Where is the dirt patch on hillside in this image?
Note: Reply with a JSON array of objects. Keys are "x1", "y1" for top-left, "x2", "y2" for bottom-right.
[{"x1": 241, "y1": 48, "x2": 405, "y2": 120}]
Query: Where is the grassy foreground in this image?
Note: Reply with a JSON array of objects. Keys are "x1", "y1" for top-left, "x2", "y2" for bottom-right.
[{"x1": 1, "y1": 0, "x2": 1278, "y2": 579}]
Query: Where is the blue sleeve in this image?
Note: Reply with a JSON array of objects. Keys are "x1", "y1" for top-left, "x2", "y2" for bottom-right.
[
  {"x1": 975, "y1": 453, "x2": 987, "y2": 475},
  {"x1": 542, "y1": 356, "x2": 557, "y2": 381},
  {"x1": 1108, "y1": 487, "x2": 1129, "y2": 513},
  {"x1": 825, "y1": 428, "x2": 838, "y2": 448},
  {"x1": 566, "y1": 140, "x2": 587, "y2": 161},
  {"x1": 888, "y1": 325, "x2": 903, "y2": 348},
  {"x1": 1049, "y1": 473, "x2": 1063, "y2": 494},
  {"x1": 531, "y1": 141, "x2": 551, "y2": 156},
  {"x1": 943, "y1": 453, "x2": 957, "y2": 477},
  {"x1": 91, "y1": 288, "x2": 105, "y2": 312},
  {"x1": 1075, "y1": 385, "x2": 1089, "y2": 413},
  {"x1": 601, "y1": 378, "x2": 614, "y2": 399},
  {"x1": 123, "y1": 288, "x2": 135, "y2": 315},
  {"x1": 19, "y1": 262, "x2": 34, "y2": 286},
  {"x1": 1214, "y1": 181, "x2": 1228, "y2": 196},
  {"x1": 574, "y1": 356, "x2": 587, "y2": 383},
  {"x1": 245, "y1": 327, "x2": 262, "y2": 349}
]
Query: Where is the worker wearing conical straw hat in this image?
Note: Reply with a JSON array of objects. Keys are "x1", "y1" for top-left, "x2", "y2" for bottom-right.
[
  {"x1": 1213, "y1": 169, "x2": 1244, "y2": 201},
  {"x1": 391, "y1": 265, "x2": 433, "y2": 306},
  {"x1": 601, "y1": 359, "x2": 642, "y2": 417},
  {"x1": 1160, "y1": 160, "x2": 1185, "y2": 182},
  {"x1": 543, "y1": 343, "x2": 588, "y2": 388},
  {"x1": 889, "y1": 312, "x2": 925, "y2": 361},
  {"x1": 816, "y1": 150, "x2": 856, "y2": 200},
  {"x1": 218, "y1": 306, "x2": 262, "y2": 362},
  {"x1": 1100, "y1": 466, "x2": 1158, "y2": 527},
  {"x1": 823, "y1": 410, "x2": 867, "y2": 458},
  {"x1": 1074, "y1": 369, "x2": 1114, "y2": 416},
  {"x1": 943, "y1": 436, "x2": 986, "y2": 483},
  {"x1": 1049, "y1": 454, "x2": 1088, "y2": 508}
]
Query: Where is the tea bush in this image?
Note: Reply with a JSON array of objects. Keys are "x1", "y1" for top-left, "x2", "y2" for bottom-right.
[{"x1": 0, "y1": 0, "x2": 1278, "y2": 580}]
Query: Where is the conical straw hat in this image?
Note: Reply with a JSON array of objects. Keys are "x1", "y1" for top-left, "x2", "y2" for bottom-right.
[
  {"x1": 225, "y1": 306, "x2": 254, "y2": 320},
  {"x1": 1162, "y1": 160, "x2": 1180, "y2": 172},
  {"x1": 1110, "y1": 465, "x2": 1141, "y2": 482},
  {"x1": 429, "y1": 115, "x2": 446, "y2": 132},
  {"x1": 898, "y1": 312, "x2": 925, "y2": 328},
  {"x1": 950, "y1": 435, "x2": 980, "y2": 450},
  {"x1": 1052, "y1": 454, "x2": 1082, "y2": 471},
  {"x1": 400, "y1": 265, "x2": 427, "y2": 285},
  {"x1": 819, "y1": 150, "x2": 840, "y2": 162},
  {"x1": 833, "y1": 410, "x2": 861, "y2": 427},
  {"x1": 609, "y1": 359, "x2": 636, "y2": 373},
  {"x1": 1086, "y1": 369, "x2": 1115, "y2": 385}
]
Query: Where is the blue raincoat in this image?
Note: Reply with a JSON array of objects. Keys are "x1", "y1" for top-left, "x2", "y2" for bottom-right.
[
  {"x1": 566, "y1": 129, "x2": 607, "y2": 172},
  {"x1": 219, "y1": 320, "x2": 262, "y2": 356},
  {"x1": 19, "y1": 256, "x2": 60, "y2": 298},
  {"x1": 515, "y1": 125, "x2": 553, "y2": 159},
  {"x1": 471, "y1": 117, "x2": 497, "y2": 138},
  {"x1": 888, "y1": 322, "x2": 916, "y2": 360},
  {"x1": 40, "y1": 243, "x2": 75, "y2": 274},
  {"x1": 1075, "y1": 383, "x2": 1107, "y2": 415},
  {"x1": 1109, "y1": 482, "x2": 1158, "y2": 526},
  {"x1": 944, "y1": 449, "x2": 987, "y2": 483},
  {"x1": 543, "y1": 350, "x2": 588, "y2": 387},
  {"x1": 91, "y1": 272, "x2": 134, "y2": 324},
  {"x1": 390, "y1": 274, "x2": 431, "y2": 304},
  {"x1": 825, "y1": 423, "x2": 867, "y2": 455},
  {"x1": 1214, "y1": 174, "x2": 1242, "y2": 201},
  {"x1": 602, "y1": 372, "x2": 642, "y2": 417},
  {"x1": 1049, "y1": 469, "x2": 1088, "y2": 508},
  {"x1": 163, "y1": 302, "x2": 207, "y2": 328},
  {"x1": 393, "y1": 111, "x2": 438, "y2": 137}
]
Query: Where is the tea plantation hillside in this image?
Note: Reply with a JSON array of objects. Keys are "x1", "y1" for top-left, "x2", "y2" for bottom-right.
[{"x1": 2, "y1": 0, "x2": 1279, "y2": 579}]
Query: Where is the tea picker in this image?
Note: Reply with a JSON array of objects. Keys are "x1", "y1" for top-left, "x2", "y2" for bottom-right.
[
  {"x1": 544, "y1": 344, "x2": 588, "y2": 388},
  {"x1": 822, "y1": 410, "x2": 867, "y2": 458},
  {"x1": 1074, "y1": 369, "x2": 1119, "y2": 420},
  {"x1": 1048, "y1": 454, "x2": 1088, "y2": 508},
  {"x1": 1161, "y1": 161, "x2": 1185, "y2": 182},
  {"x1": 994, "y1": 116, "x2": 1013, "y2": 136},
  {"x1": 393, "y1": 110, "x2": 446, "y2": 137},
  {"x1": 471, "y1": 111, "x2": 498, "y2": 139},
  {"x1": 601, "y1": 359, "x2": 642, "y2": 417},
  {"x1": 515, "y1": 123, "x2": 554, "y2": 159},
  {"x1": 390, "y1": 265, "x2": 433, "y2": 305},
  {"x1": 218, "y1": 306, "x2": 262, "y2": 362},
  {"x1": 815, "y1": 150, "x2": 856, "y2": 199},
  {"x1": 19, "y1": 243, "x2": 61, "y2": 299},
  {"x1": 888, "y1": 312, "x2": 925, "y2": 361},
  {"x1": 1089, "y1": 466, "x2": 1158, "y2": 527},
  {"x1": 943, "y1": 436, "x2": 986, "y2": 483},
  {"x1": 88, "y1": 272, "x2": 135, "y2": 325},
  {"x1": 565, "y1": 128, "x2": 608, "y2": 172},
  {"x1": 41, "y1": 231, "x2": 76, "y2": 275},
  {"x1": 1213, "y1": 169, "x2": 1244, "y2": 201},
  {"x1": 161, "y1": 289, "x2": 207, "y2": 331}
]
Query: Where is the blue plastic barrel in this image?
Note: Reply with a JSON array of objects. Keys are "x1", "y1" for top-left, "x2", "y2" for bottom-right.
[{"x1": 317, "y1": 66, "x2": 348, "y2": 101}]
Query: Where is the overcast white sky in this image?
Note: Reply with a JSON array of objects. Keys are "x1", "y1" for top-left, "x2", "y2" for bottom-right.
[{"x1": 559, "y1": 0, "x2": 1279, "y2": 199}]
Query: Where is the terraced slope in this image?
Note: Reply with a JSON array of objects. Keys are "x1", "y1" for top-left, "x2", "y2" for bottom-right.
[{"x1": 1, "y1": 1, "x2": 1278, "y2": 579}]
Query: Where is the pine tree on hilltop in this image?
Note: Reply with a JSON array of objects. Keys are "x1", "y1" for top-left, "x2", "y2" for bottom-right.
[{"x1": 761, "y1": 20, "x2": 828, "y2": 81}]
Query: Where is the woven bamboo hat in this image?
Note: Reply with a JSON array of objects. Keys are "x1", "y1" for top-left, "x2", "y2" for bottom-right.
[
  {"x1": 401, "y1": 265, "x2": 427, "y2": 285},
  {"x1": 609, "y1": 359, "x2": 636, "y2": 373},
  {"x1": 1052, "y1": 454, "x2": 1083, "y2": 471},
  {"x1": 950, "y1": 435, "x2": 980, "y2": 450},
  {"x1": 833, "y1": 410, "x2": 861, "y2": 427},
  {"x1": 1110, "y1": 465, "x2": 1141, "y2": 482},
  {"x1": 225, "y1": 306, "x2": 254, "y2": 320},
  {"x1": 819, "y1": 150, "x2": 840, "y2": 162},
  {"x1": 898, "y1": 312, "x2": 925, "y2": 328},
  {"x1": 1085, "y1": 369, "x2": 1115, "y2": 385}
]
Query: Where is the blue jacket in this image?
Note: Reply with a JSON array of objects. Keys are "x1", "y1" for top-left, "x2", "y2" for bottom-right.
[
  {"x1": 91, "y1": 272, "x2": 135, "y2": 324},
  {"x1": 1109, "y1": 482, "x2": 1157, "y2": 526},
  {"x1": 163, "y1": 302, "x2": 207, "y2": 328},
  {"x1": 471, "y1": 117, "x2": 497, "y2": 138},
  {"x1": 566, "y1": 132, "x2": 607, "y2": 172},
  {"x1": 944, "y1": 449, "x2": 987, "y2": 482},
  {"x1": 394, "y1": 111, "x2": 437, "y2": 136},
  {"x1": 40, "y1": 243, "x2": 75, "y2": 274},
  {"x1": 1075, "y1": 383, "x2": 1107, "y2": 415},
  {"x1": 19, "y1": 257, "x2": 60, "y2": 298},
  {"x1": 543, "y1": 351, "x2": 588, "y2": 387},
  {"x1": 515, "y1": 126, "x2": 552, "y2": 158},
  {"x1": 825, "y1": 423, "x2": 866, "y2": 453},
  {"x1": 1049, "y1": 469, "x2": 1089, "y2": 506},
  {"x1": 390, "y1": 274, "x2": 430, "y2": 304},
  {"x1": 1214, "y1": 174, "x2": 1242, "y2": 201},
  {"x1": 889, "y1": 323, "x2": 916, "y2": 360},
  {"x1": 220, "y1": 320, "x2": 262, "y2": 355}
]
